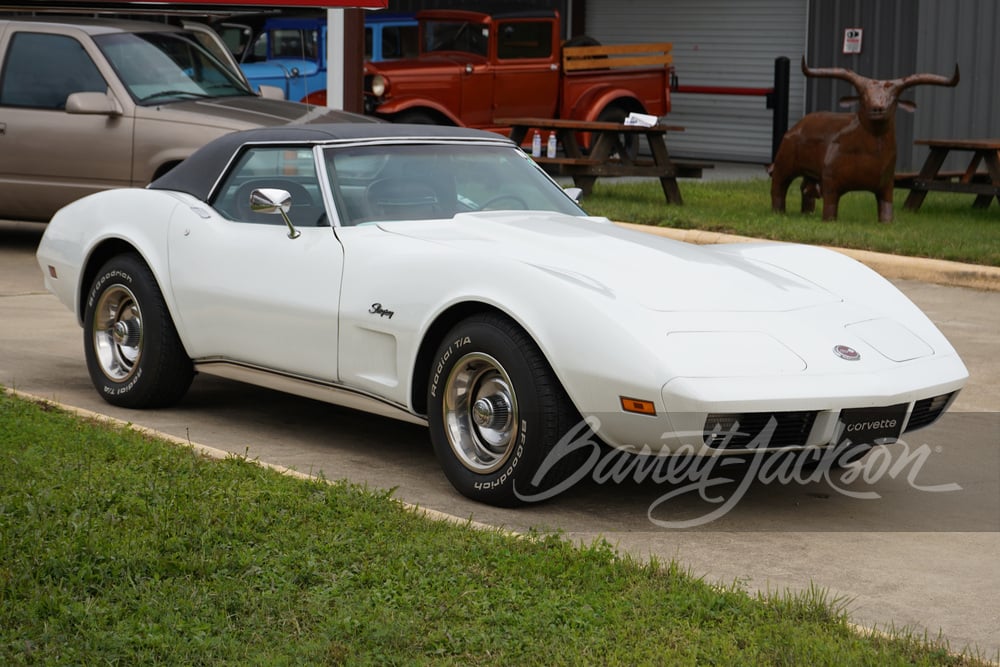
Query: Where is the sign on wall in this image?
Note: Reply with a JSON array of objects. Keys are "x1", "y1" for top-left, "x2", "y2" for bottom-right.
[{"x1": 842, "y1": 28, "x2": 863, "y2": 54}]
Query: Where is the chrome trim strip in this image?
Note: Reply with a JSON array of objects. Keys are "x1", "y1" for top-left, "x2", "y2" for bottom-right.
[{"x1": 193, "y1": 359, "x2": 427, "y2": 427}]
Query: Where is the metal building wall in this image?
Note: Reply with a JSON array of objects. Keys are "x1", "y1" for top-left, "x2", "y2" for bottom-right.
[
  {"x1": 584, "y1": 0, "x2": 808, "y2": 164},
  {"x1": 806, "y1": 0, "x2": 999, "y2": 171},
  {"x1": 911, "y1": 0, "x2": 1000, "y2": 171}
]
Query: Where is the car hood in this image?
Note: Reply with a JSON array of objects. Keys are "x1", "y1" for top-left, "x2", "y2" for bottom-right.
[
  {"x1": 368, "y1": 55, "x2": 478, "y2": 77},
  {"x1": 137, "y1": 96, "x2": 373, "y2": 130},
  {"x1": 379, "y1": 212, "x2": 841, "y2": 313},
  {"x1": 242, "y1": 60, "x2": 321, "y2": 82}
]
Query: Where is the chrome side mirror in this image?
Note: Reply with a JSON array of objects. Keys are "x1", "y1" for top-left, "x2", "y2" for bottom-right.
[{"x1": 250, "y1": 188, "x2": 300, "y2": 239}]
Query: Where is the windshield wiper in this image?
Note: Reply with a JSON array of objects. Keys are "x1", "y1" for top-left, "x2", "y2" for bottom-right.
[{"x1": 139, "y1": 90, "x2": 212, "y2": 102}]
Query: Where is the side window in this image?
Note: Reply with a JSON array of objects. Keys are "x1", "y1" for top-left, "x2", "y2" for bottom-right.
[
  {"x1": 247, "y1": 32, "x2": 268, "y2": 62},
  {"x1": 0, "y1": 32, "x2": 107, "y2": 109},
  {"x1": 216, "y1": 24, "x2": 252, "y2": 61},
  {"x1": 271, "y1": 29, "x2": 314, "y2": 59},
  {"x1": 212, "y1": 146, "x2": 328, "y2": 227},
  {"x1": 381, "y1": 25, "x2": 418, "y2": 60},
  {"x1": 497, "y1": 21, "x2": 553, "y2": 60}
]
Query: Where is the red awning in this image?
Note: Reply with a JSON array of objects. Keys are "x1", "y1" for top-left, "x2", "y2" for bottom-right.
[{"x1": 7, "y1": 0, "x2": 387, "y2": 8}]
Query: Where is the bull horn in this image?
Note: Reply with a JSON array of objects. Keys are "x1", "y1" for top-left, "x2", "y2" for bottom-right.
[
  {"x1": 801, "y1": 56, "x2": 866, "y2": 88},
  {"x1": 895, "y1": 64, "x2": 960, "y2": 91}
]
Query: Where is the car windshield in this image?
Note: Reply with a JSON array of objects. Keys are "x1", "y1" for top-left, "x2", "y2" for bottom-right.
[
  {"x1": 95, "y1": 31, "x2": 254, "y2": 104},
  {"x1": 325, "y1": 142, "x2": 585, "y2": 226},
  {"x1": 422, "y1": 20, "x2": 488, "y2": 56}
]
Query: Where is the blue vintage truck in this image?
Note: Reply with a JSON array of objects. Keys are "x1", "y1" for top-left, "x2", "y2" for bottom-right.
[{"x1": 215, "y1": 13, "x2": 416, "y2": 105}]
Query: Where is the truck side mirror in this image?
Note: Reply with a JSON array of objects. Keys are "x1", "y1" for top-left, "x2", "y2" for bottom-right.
[
  {"x1": 257, "y1": 84, "x2": 286, "y2": 100},
  {"x1": 65, "y1": 91, "x2": 123, "y2": 117}
]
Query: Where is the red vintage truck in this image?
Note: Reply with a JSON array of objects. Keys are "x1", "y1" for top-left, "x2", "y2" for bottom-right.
[{"x1": 362, "y1": 9, "x2": 675, "y2": 135}]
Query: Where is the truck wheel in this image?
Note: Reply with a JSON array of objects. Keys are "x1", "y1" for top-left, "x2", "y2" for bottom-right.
[
  {"x1": 597, "y1": 106, "x2": 640, "y2": 163},
  {"x1": 563, "y1": 35, "x2": 601, "y2": 48},
  {"x1": 395, "y1": 110, "x2": 438, "y2": 125},
  {"x1": 427, "y1": 313, "x2": 587, "y2": 507},
  {"x1": 83, "y1": 253, "x2": 193, "y2": 409}
]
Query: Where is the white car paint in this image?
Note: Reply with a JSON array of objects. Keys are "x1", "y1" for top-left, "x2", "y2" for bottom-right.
[
  {"x1": 34, "y1": 125, "x2": 968, "y2": 504},
  {"x1": 38, "y1": 186, "x2": 967, "y2": 454}
]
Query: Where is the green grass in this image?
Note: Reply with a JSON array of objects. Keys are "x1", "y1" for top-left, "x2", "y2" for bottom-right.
[
  {"x1": 1, "y1": 391, "x2": 991, "y2": 665},
  {"x1": 579, "y1": 178, "x2": 1000, "y2": 267}
]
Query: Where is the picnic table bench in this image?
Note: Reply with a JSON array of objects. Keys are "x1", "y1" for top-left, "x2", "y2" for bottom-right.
[
  {"x1": 496, "y1": 117, "x2": 711, "y2": 205},
  {"x1": 899, "y1": 138, "x2": 1000, "y2": 211}
]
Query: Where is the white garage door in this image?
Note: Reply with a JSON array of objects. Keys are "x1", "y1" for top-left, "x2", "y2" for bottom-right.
[{"x1": 584, "y1": 0, "x2": 808, "y2": 163}]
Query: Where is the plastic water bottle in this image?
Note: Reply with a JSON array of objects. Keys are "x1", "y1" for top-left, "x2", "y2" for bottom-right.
[
  {"x1": 531, "y1": 131, "x2": 542, "y2": 157},
  {"x1": 546, "y1": 131, "x2": 557, "y2": 158}
]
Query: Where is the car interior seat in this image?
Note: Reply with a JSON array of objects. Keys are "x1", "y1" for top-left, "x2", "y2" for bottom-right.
[{"x1": 365, "y1": 174, "x2": 456, "y2": 221}]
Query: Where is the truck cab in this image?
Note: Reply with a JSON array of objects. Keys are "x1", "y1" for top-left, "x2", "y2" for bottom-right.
[
  {"x1": 238, "y1": 16, "x2": 327, "y2": 104},
  {"x1": 363, "y1": 9, "x2": 672, "y2": 135},
  {"x1": 364, "y1": 10, "x2": 563, "y2": 128},
  {"x1": 217, "y1": 13, "x2": 417, "y2": 106}
]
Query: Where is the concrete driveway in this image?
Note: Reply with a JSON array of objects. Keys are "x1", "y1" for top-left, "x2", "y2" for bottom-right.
[{"x1": 2, "y1": 219, "x2": 997, "y2": 658}]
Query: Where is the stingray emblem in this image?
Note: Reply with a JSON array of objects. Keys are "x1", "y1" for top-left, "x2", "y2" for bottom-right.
[{"x1": 833, "y1": 345, "x2": 861, "y2": 361}]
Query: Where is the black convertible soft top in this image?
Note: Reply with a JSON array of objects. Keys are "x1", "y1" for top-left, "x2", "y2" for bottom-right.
[{"x1": 148, "y1": 123, "x2": 512, "y2": 202}]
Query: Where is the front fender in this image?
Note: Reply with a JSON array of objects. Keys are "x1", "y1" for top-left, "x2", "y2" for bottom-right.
[
  {"x1": 131, "y1": 120, "x2": 234, "y2": 184},
  {"x1": 336, "y1": 225, "x2": 668, "y2": 421},
  {"x1": 374, "y1": 97, "x2": 463, "y2": 125},
  {"x1": 38, "y1": 189, "x2": 187, "y2": 328},
  {"x1": 712, "y1": 242, "x2": 949, "y2": 345}
]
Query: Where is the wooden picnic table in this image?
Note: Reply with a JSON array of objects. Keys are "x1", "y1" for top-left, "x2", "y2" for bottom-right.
[
  {"x1": 900, "y1": 138, "x2": 1000, "y2": 211},
  {"x1": 496, "y1": 117, "x2": 710, "y2": 205}
]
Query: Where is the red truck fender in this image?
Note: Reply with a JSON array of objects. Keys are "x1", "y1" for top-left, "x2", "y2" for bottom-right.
[
  {"x1": 568, "y1": 85, "x2": 647, "y2": 122},
  {"x1": 373, "y1": 97, "x2": 464, "y2": 126},
  {"x1": 564, "y1": 87, "x2": 648, "y2": 153}
]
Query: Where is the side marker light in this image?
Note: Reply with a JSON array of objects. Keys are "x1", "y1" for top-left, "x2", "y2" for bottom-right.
[{"x1": 620, "y1": 396, "x2": 656, "y2": 416}]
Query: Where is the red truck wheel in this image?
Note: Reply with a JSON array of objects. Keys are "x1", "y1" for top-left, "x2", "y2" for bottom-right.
[
  {"x1": 395, "y1": 110, "x2": 439, "y2": 125},
  {"x1": 597, "y1": 106, "x2": 640, "y2": 163}
]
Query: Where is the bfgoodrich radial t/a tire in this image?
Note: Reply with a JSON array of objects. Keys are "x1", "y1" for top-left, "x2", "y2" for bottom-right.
[
  {"x1": 427, "y1": 313, "x2": 586, "y2": 507},
  {"x1": 83, "y1": 253, "x2": 193, "y2": 409}
]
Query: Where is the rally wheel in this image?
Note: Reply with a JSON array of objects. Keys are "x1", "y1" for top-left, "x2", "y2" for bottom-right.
[
  {"x1": 427, "y1": 313, "x2": 587, "y2": 506},
  {"x1": 83, "y1": 253, "x2": 193, "y2": 408}
]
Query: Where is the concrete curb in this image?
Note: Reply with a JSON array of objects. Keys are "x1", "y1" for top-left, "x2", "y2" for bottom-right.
[{"x1": 616, "y1": 222, "x2": 1000, "y2": 292}]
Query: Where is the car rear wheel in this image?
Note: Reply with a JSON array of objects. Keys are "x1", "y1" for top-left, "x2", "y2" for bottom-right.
[
  {"x1": 84, "y1": 253, "x2": 193, "y2": 408},
  {"x1": 427, "y1": 313, "x2": 587, "y2": 506}
]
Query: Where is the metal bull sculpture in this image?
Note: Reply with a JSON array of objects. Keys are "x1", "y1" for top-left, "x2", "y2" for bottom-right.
[{"x1": 769, "y1": 58, "x2": 959, "y2": 222}]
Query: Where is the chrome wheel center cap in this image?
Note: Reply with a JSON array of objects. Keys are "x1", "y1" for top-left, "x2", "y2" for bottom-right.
[
  {"x1": 472, "y1": 395, "x2": 510, "y2": 429},
  {"x1": 113, "y1": 319, "x2": 140, "y2": 347}
]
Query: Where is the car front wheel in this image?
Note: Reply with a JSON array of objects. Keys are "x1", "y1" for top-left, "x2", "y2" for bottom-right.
[
  {"x1": 83, "y1": 253, "x2": 193, "y2": 408},
  {"x1": 427, "y1": 313, "x2": 588, "y2": 506}
]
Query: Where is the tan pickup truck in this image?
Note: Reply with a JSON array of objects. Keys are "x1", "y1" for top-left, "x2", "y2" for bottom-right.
[{"x1": 0, "y1": 16, "x2": 372, "y2": 222}]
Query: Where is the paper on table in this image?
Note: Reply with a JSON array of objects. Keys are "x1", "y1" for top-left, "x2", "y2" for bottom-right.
[{"x1": 624, "y1": 112, "x2": 659, "y2": 127}]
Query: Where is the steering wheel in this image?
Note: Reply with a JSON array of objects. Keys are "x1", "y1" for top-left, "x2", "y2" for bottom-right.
[{"x1": 477, "y1": 194, "x2": 529, "y2": 211}]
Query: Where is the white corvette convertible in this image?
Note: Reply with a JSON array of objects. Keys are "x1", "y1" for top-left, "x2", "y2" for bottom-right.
[{"x1": 37, "y1": 124, "x2": 968, "y2": 506}]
